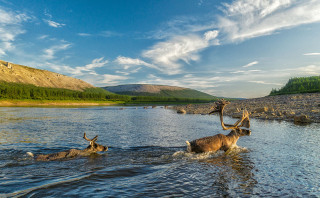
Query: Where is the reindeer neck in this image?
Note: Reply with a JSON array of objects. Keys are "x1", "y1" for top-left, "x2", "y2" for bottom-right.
[
  {"x1": 226, "y1": 129, "x2": 240, "y2": 138},
  {"x1": 83, "y1": 146, "x2": 94, "y2": 152}
]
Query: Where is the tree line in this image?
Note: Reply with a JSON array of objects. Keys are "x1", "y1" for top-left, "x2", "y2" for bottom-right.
[
  {"x1": 0, "y1": 81, "x2": 216, "y2": 103},
  {"x1": 270, "y1": 76, "x2": 320, "y2": 95}
]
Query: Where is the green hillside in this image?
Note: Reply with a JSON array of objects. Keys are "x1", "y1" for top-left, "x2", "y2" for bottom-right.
[
  {"x1": 270, "y1": 76, "x2": 320, "y2": 95},
  {"x1": 0, "y1": 81, "x2": 216, "y2": 103},
  {"x1": 0, "y1": 81, "x2": 129, "y2": 101},
  {"x1": 115, "y1": 89, "x2": 216, "y2": 100},
  {"x1": 103, "y1": 84, "x2": 217, "y2": 100}
]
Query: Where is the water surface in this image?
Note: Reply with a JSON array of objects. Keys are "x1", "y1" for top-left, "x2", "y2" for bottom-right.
[{"x1": 0, "y1": 107, "x2": 319, "y2": 197}]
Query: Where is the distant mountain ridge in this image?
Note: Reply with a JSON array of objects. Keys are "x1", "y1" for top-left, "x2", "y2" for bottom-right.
[
  {"x1": 103, "y1": 84, "x2": 217, "y2": 99},
  {"x1": 0, "y1": 60, "x2": 94, "y2": 91}
]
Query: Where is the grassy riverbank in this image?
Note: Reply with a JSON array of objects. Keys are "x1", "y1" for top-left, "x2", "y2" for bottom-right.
[{"x1": 0, "y1": 99, "x2": 124, "y2": 107}]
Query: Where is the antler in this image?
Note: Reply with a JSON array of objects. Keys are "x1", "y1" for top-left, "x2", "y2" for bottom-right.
[
  {"x1": 210, "y1": 99, "x2": 250, "y2": 130},
  {"x1": 83, "y1": 133, "x2": 98, "y2": 142}
]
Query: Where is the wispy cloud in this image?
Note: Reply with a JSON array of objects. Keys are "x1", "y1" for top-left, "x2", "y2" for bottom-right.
[
  {"x1": 242, "y1": 61, "x2": 259, "y2": 67},
  {"x1": 43, "y1": 10, "x2": 65, "y2": 28},
  {"x1": 42, "y1": 42, "x2": 71, "y2": 60},
  {"x1": 115, "y1": 56, "x2": 155, "y2": 69},
  {"x1": 101, "y1": 74, "x2": 129, "y2": 85},
  {"x1": 77, "y1": 31, "x2": 121, "y2": 38},
  {"x1": 303, "y1": 52, "x2": 320, "y2": 56},
  {"x1": 78, "y1": 33, "x2": 92, "y2": 37},
  {"x1": 249, "y1": 81, "x2": 282, "y2": 85},
  {"x1": 142, "y1": 30, "x2": 219, "y2": 75},
  {"x1": 99, "y1": 30, "x2": 122, "y2": 37},
  {"x1": 38, "y1": 35, "x2": 49, "y2": 40},
  {"x1": 218, "y1": 0, "x2": 320, "y2": 42},
  {"x1": 44, "y1": 19, "x2": 65, "y2": 28},
  {"x1": 55, "y1": 57, "x2": 108, "y2": 76},
  {"x1": 147, "y1": 15, "x2": 215, "y2": 40},
  {"x1": 289, "y1": 65, "x2": 320, "y2": 76},
  {"x1": 0, "y1": 7, "x2": 30, "y2": 56},
  {"x1": 46, "y1": 57, "x2": 113, "y2": 86}
]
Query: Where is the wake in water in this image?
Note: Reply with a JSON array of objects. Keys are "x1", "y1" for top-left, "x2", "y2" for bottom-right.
[{"x1": 171, "y1": 146, "x2": 249, "y2": 160}]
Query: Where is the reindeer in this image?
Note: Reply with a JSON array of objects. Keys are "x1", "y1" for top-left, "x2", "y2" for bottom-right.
[
  {"x1": 186, "y1": 99, "x2": 251, "y2": 153},
  {"x1": 27, "y1": 133, "x2": 108, "y2": 161}
]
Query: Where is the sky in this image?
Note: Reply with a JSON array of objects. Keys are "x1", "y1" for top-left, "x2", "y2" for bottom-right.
[{"x1": 1, "y1": 0, "x2": 320, "y2": 98}]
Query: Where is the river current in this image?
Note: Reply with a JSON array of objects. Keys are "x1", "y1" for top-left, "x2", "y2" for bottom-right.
[{"x1": 0, "y1": 106, "x2": 319, "y2": 197}]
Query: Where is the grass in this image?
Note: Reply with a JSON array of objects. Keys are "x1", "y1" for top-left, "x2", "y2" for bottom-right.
[{"x1": 0, "y1": 99, "x2": 125, "y2": 107}]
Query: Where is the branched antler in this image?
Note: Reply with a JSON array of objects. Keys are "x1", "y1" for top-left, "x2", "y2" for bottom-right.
[
  {"x1": 83, "y1": 133, "x2": 98, "y2": 143},
  {"x1": 209, "y1": 99, "x2": 250, "y2": 130}
]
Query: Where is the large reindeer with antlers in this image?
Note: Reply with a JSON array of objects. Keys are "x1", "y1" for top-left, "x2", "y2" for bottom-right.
[
  {"x1": 27, "y1": 133, "x2": 108, "y2": 161},
  {"x1": 186, "y1": 99, "x2": 251, "y2": 153}
]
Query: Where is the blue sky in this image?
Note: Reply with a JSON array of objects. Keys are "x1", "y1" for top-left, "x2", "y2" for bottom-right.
[{"x1": 1, "y1": 0, "x2": 320, "y2": 98}]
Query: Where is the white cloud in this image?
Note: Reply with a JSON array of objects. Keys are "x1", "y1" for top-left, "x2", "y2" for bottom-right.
[
  {"x1": 0, "y1": 7, "x2": 30, "y2": 56},
  {"x1": 249, "y1": 81, "x2": 282, "y2": 85},
  {"x1": 43, "y1": 43, "x2": 71, "y2": 60},
  {"x1": 142, "y1": 31, "x2": 219, "y2": 75},
  {"x1": 115, "y1": 71, "x2": 130, "y2": 76},
  {"x1": 292, "y1": 65, "x2": 320, "y2": 75},
  {"x1": 242, "y1": 61, "x2": 259, "y2": 67},
  {"x1": 101, "y1": 74, "x2": 129, "y2": 85},
  {"x1": 44, "y1": 19, "x2": 65, "y2": 28},
  {"x1": 83, "y1": 57, "x2": 108, "y2": 70},
  {"x1": 99, "y1": 30, "x2": 122, "y2": 37},
  {"x1": 303, "y1": 52, "x2": 320, "y2": 56},
  {"x1": 218, "y1": 0, "x2": 320, "y2": 42},
  {"x1": 63, "y1": 57, "x2": 108, "y2": 76},
  {"x1": 115, "y1": 56, "x2": 155, "y2": 68},
  {"x1": 147, "y1": 15, "x2": 215, "y2": 40},
  {"x1": 78, "y1": 33, "x2": 92, "y2": 37},
  {"x1": 38, "y1": 35, "x2": 49, "y2": 40},
  {"x1": 204, "y1": 30, "x2": 219, "y2": 41},
  {"x1": 231, "y1": 70, "x2": 245, "y2": 74}
]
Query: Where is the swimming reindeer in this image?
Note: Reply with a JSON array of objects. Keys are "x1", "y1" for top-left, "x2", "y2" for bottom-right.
[
  {"x1": 27, "y1": 133, "x2": 108, "y2": 161},
  {"x1": 186, "y1": 99, "x2": 251, "y2": 153}
]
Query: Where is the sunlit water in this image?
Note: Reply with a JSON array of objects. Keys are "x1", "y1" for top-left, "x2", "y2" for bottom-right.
[{"x1": 0, "y1": 107, "x2": 319, "y2": 197}]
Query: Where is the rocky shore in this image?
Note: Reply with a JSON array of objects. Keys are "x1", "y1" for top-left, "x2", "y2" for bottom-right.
[{"x1": 173, "y1": 93, "x2": 320, "y2": 124}]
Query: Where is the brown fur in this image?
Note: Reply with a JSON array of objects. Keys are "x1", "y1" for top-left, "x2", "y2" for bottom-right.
[
  {"x1": 31, "y1": 133, "x2": 108, "y2": 161},
  {"x1": 187, "y1": 99, "x2": 251, "y2": 153},
  {"x1": 187, "y1": 129, "x2": 251, "y2": 153}
]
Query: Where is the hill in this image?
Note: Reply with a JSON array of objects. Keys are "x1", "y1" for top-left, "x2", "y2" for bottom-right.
[
  {"x1": 0, "y1": 60, "x2": 94, "y2": 91},
  {"x1": 102, "y1": 84, "x2": 217, "y2": 100},
  {"x1": 270, "y1": 76, "x2": 320, "y2": 95}
]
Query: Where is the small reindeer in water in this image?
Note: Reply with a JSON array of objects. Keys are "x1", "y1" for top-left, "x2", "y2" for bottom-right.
[
  {"x1": 27, "y1": 133, "x2": 108, "y2": 161},
  {"x1": 186, "y1": 100, "x2": 251, "y2": 153}
]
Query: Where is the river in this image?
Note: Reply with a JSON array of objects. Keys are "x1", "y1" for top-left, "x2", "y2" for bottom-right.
[{"x1": 0, "y1": 106, "x2": 319, "y2": 197}]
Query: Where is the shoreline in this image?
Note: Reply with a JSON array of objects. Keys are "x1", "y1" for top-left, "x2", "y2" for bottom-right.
[
  {"x1": 172, "y1": 93, "x2": 320, "y2": 124},
  {"x1": 0, "y1": 100, "x2": 121, "y2": 107}
]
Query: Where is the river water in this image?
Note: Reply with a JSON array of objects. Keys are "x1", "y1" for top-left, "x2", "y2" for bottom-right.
[{"x1": 0, "y1": 106, "x2": 319, "y2": 197}]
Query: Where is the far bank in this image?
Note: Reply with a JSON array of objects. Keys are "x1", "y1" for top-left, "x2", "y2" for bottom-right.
[
  {"x1": 172, "y1": 93, "x2": 320, "y2": 123},
  {"x1": 0, "y1": 99, "x2": 122, "y2": 107}
]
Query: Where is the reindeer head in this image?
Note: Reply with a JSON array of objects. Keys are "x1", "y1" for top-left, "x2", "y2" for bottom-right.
[
  {"x1": 83, "y1": 133, "x2": 108, "y2": 152},
  {"x1": 235, "y1": 128, "x2": 251, "y2": 136},
  {"x1": 211, "y1": 99, "x2": 251, "y2": 134}
]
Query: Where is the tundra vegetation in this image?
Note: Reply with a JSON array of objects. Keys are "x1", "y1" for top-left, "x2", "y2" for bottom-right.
[
  {"x1": 0, "y1": 81, "x2": 216, "y2": 104},
  {"x1": 270, "y1": 76, "x2": 320, "y2": 95}
]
